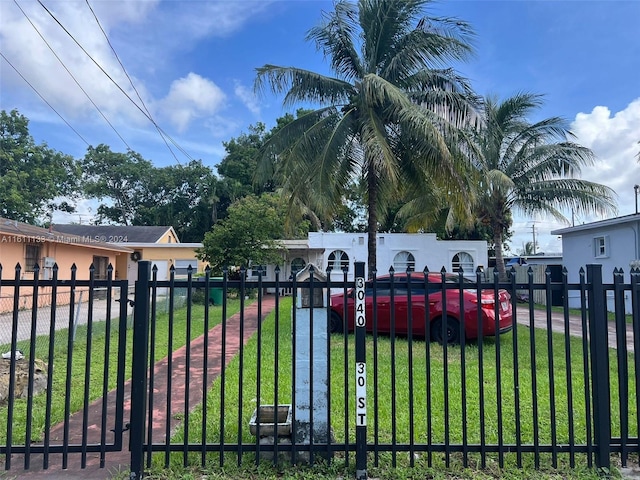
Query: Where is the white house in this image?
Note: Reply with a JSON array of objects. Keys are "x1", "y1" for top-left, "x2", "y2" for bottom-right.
[
  {"x1": 551, "y1": 213, "x2": 640, "y2": 311},
  {"x1": 251, "y1": 232, "x2": 488, "y2": 289}
]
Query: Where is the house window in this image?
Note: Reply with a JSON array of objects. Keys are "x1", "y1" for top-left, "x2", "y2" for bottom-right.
[
  {"x1": 251, "y1": 265, "x2": 266, "y2": 277},
  {"x1": 328, "y1": 250, "x2": 349, "y2": 272},
  {"x1": 92, "y1": 256, "x2": 109, "y2": 280},
  {"x1": 24, "y1": 244, "x2": 41, "y2": 272},
  {"x1": 291, "y1": 257, "x2": 306, "y2": 274},
  {"x1": 174, "y1": 259, "x2": 198, "y2": 276},
  {"x1": 393, "y1": 251, "x2": 415, "y2": 272},
  {"x1": 452, "y1": 251, "x2": 474, "y2": 273},
  {"x1": 594, "y1": 236, "x2": 609, "y2": 258}
]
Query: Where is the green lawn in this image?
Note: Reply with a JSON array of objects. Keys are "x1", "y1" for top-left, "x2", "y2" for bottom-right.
[
  {"x1": 2, "y1": 294, "x2": 635, "y2": 479},
  {"x1": 154, "y1": 297, "x2": 637, "y2": 479},
  {"x1": 0, "y1": 298, "x2": 241, "y2": 445}
]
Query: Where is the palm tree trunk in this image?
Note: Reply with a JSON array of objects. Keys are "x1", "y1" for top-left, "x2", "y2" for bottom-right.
[
  {"x1": 493, "y1": 227, "x2": 507, "y2": 281},
  {"x1": 307, "y1": 209, "x2": 322, "y2": 231},
  {"x1": 367, "y1": 168, "x2": 378, "y2": 279}
]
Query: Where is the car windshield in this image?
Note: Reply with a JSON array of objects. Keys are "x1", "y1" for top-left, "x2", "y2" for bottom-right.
[
  {"x1": 340, "y1": 275, "x2": 478, "y2": 298},
  {"x1": 442, "y1": 275, "x2": 476, "y2": 284},
  {"x1": 373, "y1": 275, "x2": 476, "y2": 286}
]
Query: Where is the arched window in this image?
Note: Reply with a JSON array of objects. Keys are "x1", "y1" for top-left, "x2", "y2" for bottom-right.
[
  {"x1": 328, "y1": 250, "x2": 349, "y2": 272},
  {"x1": 393, "y1": 251, "x2": 415, "y2": 272},
  {"x1": 291, "y1": 257, "x2": 306, "y2": 274},
  {"x1": 452, "y1": 251, "x2": 474, "y2": 273}
]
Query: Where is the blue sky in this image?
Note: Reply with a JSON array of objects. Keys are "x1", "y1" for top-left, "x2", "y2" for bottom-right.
[{"x1": 1, "y1": 0, "x2": 639, "y2": 255}]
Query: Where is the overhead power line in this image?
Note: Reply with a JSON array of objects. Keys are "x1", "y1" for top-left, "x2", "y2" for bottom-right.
[
  {"x1": 0, "y1": 51, "x2": 90, "y2": 147},
  {"x1": 84, "y1": 0, "x2": 181, "y2": 164},
  {"x1": 13, "y1": 0, "x2": 132, "y2": 150},
  {"x1": 37, "y1": 0, "x2": 196, "y2": 163}
]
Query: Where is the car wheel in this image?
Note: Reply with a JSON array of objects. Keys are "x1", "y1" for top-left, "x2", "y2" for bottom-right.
[
  {"x1": 330, "y1": 311, "x2": 344, "y2": 333},
  {"x1": 431, "y1": 316, "x2": 461, "y2": 345}
]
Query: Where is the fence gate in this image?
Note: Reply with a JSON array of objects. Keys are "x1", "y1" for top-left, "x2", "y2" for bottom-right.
[{"x1": 0, "y1": 263, "x2": 130, "y2": 474}]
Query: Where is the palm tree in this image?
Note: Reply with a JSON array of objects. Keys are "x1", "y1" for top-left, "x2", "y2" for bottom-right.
[
  {"x1": 519, "y1": 241, "x2": 536, "y2": 256},
  {"x1": 471, "y1": 93, "x2": 617, "y2": 279},
  {"x1": 254, "y1": 0, "x2": 477, "y2": 277}
]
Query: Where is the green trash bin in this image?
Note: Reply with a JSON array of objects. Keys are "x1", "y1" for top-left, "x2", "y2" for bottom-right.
[{"x1": 209, "y1": 277, "x2": 224, "y2": 305}]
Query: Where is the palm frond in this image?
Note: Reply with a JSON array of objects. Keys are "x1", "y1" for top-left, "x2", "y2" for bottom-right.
[
  {"x1": 359, "y1": 0, "x2": 423, "y2": 72},
  {"x1": 513, "y1": 179, "x2": 617, "y2": 221},
  {"x1": 473, "y1": 93, "x2": 618, "y2": 249},
  {"x1": 254, "y1": 65, "x2": 353, "y2": 107},
  {"x1": 504, "y1": 116, "x2": 572, "y2": 167},
  {"x1": 254, "y1": 107, "x2": 338, "y2": 185},
  {"x1": 306, "y1": 0, "x2": 363, "y2": 81},
  {"x1": 359, "y1": 105, "x2": 400, "y2": 184},
  {"x1": 381, "y1": 14, "x2": 475, "y2": 79}
]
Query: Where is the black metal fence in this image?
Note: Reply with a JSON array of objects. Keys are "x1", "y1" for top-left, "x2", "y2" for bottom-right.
[
  {"x1": 0, "y1": 261, "x2": 639, "y2": 478},
  {"x1": 0, "y1": 263, "x2": 129, "y2": 471}
]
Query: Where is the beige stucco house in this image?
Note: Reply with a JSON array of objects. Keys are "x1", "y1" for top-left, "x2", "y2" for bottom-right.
[
  {"x1": 0, "y1": 217, "x2": 133, "y2": 312},
  {"x1": 52, "y1": 224, "x2": 205, "y2": 281},
  {"x1": 0, "y1": 217, "x2": 132, "y2": 280}
]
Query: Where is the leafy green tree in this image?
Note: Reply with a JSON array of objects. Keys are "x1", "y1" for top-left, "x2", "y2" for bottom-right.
[
  {"x1": 218, "y1": 122, "x2": 271, "y2": 199},
  {"x1": 215, "y1": 122, "x2": 273, "y2": 224},
  {"x1": 81, "y1": 146, "x2": 218, "y2": 241},
  {"x1": 135, "y1": 160, "x2": 219, "y2": 242},
  {"x1": 255, "y1": 0, "x2": 477, "y2": 276},
  {"x1": 197, "y1": 193, "x2": 310, "y2": 274},
  {"x1": 470, "y1": 93, "x2": 617, "y2": 279},
  {"x1": 81, "y1": 144, "x2": 154, "y2": 225},
  {"x1": 0, "y1": 109, "x2": 80, "y2": 223}
]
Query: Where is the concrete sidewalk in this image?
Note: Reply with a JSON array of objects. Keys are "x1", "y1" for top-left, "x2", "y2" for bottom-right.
[
  {"x1": 7, "y1": 295, "x2": 277, "y2": 479},
  {"x1": 0, "y1": 290, "x2": 132, "y2": 348}
]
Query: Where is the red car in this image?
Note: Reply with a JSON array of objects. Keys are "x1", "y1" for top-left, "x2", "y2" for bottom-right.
[{"x1": 329, "y1": 273, "x2": 513, "y2": 343}]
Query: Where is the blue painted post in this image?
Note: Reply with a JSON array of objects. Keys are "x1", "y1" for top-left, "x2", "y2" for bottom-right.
[{"x1": 354, "y1": 262, "x2": 367, "y2": 480}]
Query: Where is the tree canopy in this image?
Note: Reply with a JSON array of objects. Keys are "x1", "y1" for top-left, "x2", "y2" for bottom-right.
[
  {"x1": 81, "y1": 144, "x2": 154, "y2": 226},
  {"x1": 197, "y1": 193, "x2": 310, "y2": 274},
  {"x1": 0, "y1": 109, "x2": 80, "y2": 223},
  {"x1": 81, "y1": 145, "x2": 219, "y2": 241}
]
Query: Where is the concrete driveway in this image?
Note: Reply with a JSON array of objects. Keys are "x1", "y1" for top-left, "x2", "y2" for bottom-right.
[{"x1": 516, "y1": 305, "x2": 636, "y2": 352}]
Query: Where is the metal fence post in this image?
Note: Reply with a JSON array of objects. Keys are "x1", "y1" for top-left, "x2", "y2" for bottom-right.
[
  {"x1": 130, "y1": 261, "x2": 151, "y2": 479},
  {"x1": 354, "y1": 262, "x2": 367, "y2": 480},
  {"x1": 586, "y1": 264, "x2": 611, "y2": 470}
]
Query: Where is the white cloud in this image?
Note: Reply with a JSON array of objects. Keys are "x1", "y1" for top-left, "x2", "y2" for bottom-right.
[
  {"x1": 0, "y1": 1, "x2": 153, "y2": 125},
  {"x1": 571, "y1": 98, "x2": 640, "y2": 213},
  {"x1": 0, "y1": 1, "x2": 272, "y2": 138},
  {"x1": 234, "y1": 83, "x2": 261, "y2": 116},
  {"x1": 510, "y1": 98, "x2": 640, "y2": 255},
  {"x1": 164, "y1": 2, "x2": 274, "y2": 39},
  {"x1": 87, "y1": 0, "x2": 160, "y2": 27},
  {"x1": 158, "y1": 73, "x2": 226, "y2": 132}
]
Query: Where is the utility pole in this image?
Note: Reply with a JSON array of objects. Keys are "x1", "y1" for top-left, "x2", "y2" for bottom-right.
[{"x1": 530, "y1": 223, "x2": 537, "y2": 255}]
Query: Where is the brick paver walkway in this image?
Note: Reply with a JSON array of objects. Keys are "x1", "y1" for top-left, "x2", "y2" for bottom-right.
[{"x1": 9, "y1": 295, "x2": 277, "y2": 479}]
